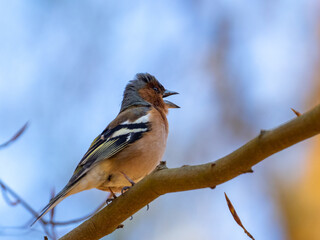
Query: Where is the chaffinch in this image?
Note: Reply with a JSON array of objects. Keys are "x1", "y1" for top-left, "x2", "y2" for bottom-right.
[{"x1": 32, "y1": 73, "x2": 179, "y2": 224}]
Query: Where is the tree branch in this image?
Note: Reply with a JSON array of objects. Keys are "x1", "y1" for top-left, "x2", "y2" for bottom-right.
[{"x1": 60, "y1": 104, "x2": 320, "y2": 240}]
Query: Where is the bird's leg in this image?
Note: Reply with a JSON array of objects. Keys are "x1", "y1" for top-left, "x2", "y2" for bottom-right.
[
  {"x1": 106, "y1": 188, "x2": 117, "y2": 204},
  {"x1": 120, "y1": 171, "x2": 135, "y2": 194},
  {"x1": 120, "y1": 171, "x2": 135, "y2": 186},
  {"x1": 118, "y1": 172, "x2": 150, "y2": 210}
]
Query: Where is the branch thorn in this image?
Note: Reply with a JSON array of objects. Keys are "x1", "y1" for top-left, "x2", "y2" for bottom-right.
[
  {"x1": 259, "y1": 129, "x2": 267, "y2": 138},
  {"x1": 291, "y1": 108, "x2": 301, "y2": 117},
  {"x1": 243, "y1": 169, "x2": 254, "y2": 174},
  {"x1": 117, "y1": 224, "x2": 124, "y2": 229}
]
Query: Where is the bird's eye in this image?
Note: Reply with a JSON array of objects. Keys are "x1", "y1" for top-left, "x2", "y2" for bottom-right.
[{"x1": 153, "y1": 87, "x2": 160, "y2": 93}]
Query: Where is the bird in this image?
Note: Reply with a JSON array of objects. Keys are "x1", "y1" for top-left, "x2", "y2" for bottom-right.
[{"x1": 32, "y1": 73, "x2": 179, "y2": 225}]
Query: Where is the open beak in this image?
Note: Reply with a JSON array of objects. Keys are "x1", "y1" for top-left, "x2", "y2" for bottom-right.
[
  {"x1": 162, "y1": 89, "x2": 179, "y2": 108},
  {"x1": 163, "y1": 89, "x2": 179, "y2": 98},
  {"x1": 164, "y1": 100, "x2": 180, "y2": 109}
]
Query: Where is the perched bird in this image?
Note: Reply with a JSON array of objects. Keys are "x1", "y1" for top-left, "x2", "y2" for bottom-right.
[{"x1": 32, "y1": 73, "x2": 179, "y2": 225}]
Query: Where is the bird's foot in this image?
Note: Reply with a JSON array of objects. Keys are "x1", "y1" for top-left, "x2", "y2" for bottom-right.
[
  {"x1": 120, "y1": 172, "x2": 136, "y2": 195},
  {"x1": 106, "y1": 188, "x2": 117, "y2": 204},
  {"x1": 106, "y1": 198, "x2": 114, "y2": 204},
  {"x1": 121, "y1": 186, "x2": 132, "y2": 195}
]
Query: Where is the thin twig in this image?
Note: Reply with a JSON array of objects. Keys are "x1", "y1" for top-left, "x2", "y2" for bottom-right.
[
  {"x1": 50, "y1": 189, "x2": 57, "y2": 240},
  {"x1": 0, "y1": 185, "x2": 21, "y2": 206},
  {"x1": 0, "y1": 180, "x2": 52, "y2": 238},
  {"x1": 0, "y1": 122, "x2": 28, "y2": 149},
  {"x1": 0, "y1": 179, "x2": 107, "y2": 239},
  {"x1": 46, "y1": 201, "x2": 106, "y2": 226}
]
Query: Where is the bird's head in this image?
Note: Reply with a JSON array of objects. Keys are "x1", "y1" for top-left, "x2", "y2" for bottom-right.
[{"x1": 120, "y1": 73, "x2": 179, "y2": 112}]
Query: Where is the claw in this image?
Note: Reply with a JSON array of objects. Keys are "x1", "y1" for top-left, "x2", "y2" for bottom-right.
[
  {"x1": 121, "y1": 186, "x2": 131, "y2": 195},
  {"x1": 106, "y1": 198, "x2": 114, "y2": 204}
]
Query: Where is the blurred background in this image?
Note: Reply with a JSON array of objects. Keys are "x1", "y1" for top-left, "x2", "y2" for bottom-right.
[{"x1": 0, "y1": 1, "x2": 319, "y2": 239}]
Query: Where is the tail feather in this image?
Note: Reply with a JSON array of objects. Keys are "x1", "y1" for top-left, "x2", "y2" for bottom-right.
[{"x1": 31, "y1": 186, "x2": 71, "y2": 226}]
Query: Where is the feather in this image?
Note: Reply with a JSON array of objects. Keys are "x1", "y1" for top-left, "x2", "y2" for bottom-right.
[{"x1": 32, "y1": 114, "x2": 151, "y2": 225}]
